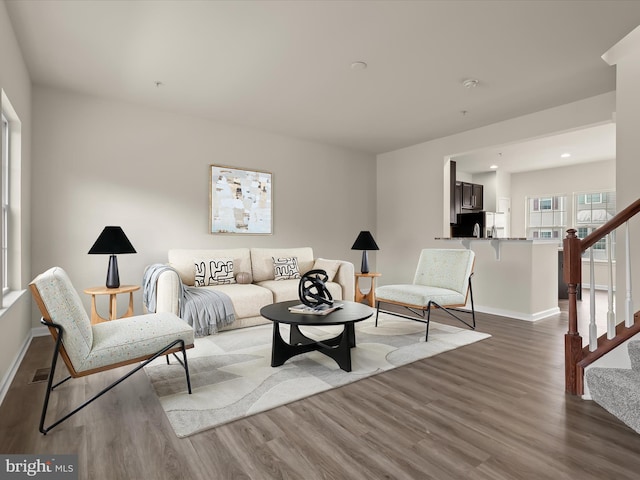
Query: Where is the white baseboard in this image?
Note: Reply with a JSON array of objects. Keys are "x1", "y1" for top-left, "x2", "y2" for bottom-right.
[
  {"x1": 0, "y1": 326, "x2": 50, "y2": 407},
  {"x1": 474, "y1": 305, "x2": 561, "y2": 322},
  {"x1": 581, "y1": 283, "x2": 613, "y2": 292},
  {"x1": 32, "y1": 325, "x2": 49, "y2": 337},
  {"x1": 0, "y1": 332, "x2": 32, "y2": 407}
]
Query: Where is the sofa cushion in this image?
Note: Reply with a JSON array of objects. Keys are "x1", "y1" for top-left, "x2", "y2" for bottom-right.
[
  {"x1": 312, "y1": 258, "x2": 341, "y2": 282},
  {"x1": 258, "y1": 279, "x2": 343, "y2": 303},
  {"x1": 202, "y1": 283, "x2": 273, "y2": 319},
  {"x1": 251, "y1": 247, "x2": 314, "y2": 282},
  {"x1": 194, "y1": 258, "x2": 236, "y2": 286},
  {"x1": 31, "y1": 267, "x2": 93, "y2": 370},
  {"x1": 324, "y1": 282, "x2": 343, "y2": 302},
  {"x1": 413, "y1": 248, "x2": 474, "y2": 294},
  {"x1": 169, "y1": 248, "x2": 251, "y2": 286},
  {"x1": 83, "y1": 312, "x2": 194, "y2": 373},
  {"x1": 375, "y1": 284, "x2": 466, "y2": 308}
]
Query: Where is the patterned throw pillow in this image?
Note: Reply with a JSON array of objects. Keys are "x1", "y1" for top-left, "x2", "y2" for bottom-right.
[
  {"x1": 194, "y1": 258, "x2": 236, "y2": 286},
  {"x1": 273, "y1": 256, "x2": 301, "y2": 281}
]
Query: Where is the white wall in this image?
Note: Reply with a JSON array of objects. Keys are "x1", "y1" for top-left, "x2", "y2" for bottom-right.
[
  {"x1": 0, "y1": 1, "x2": 32, "y2": 400},
  {"x1": 510, "y1": 158, "x2": 616, "y2": 238},
  {"x1": 377, "y1": 92, "x2": 616, "y2": 286},
  {"x1": 606, "y1": 26, "x2": 640, "y2": 321},
  {"x1": 575, "y1": 25, "x2": 640, "y2": 399},
  {"x1": 32, "y1": 86, "x2": 376, "y2": 320},
  {"x1": 513, "y1": 158, "x2": 617, "y2": 289},
  {"x1": 472, "y1": 171, "x2": 497, "y2": 212},
  {"x1": 495, "y1": 170, "x2": 512, "y2": 208},
  {"x1": 456, "y1": 170, "x2": 473, "y2": 183}
]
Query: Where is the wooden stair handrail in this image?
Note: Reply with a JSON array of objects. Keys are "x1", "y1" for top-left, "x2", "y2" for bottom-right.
[
  {"x1": 564, "y1": 198, "x2": 640, "y2": 395},
  {"x1": 581, "y1": 198, "x2": 640, "y2": 250}
]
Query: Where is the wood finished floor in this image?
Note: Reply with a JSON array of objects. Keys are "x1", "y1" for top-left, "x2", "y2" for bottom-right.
[{"x1": 1, "y1": 295, "x2": 640, "y2": 480}]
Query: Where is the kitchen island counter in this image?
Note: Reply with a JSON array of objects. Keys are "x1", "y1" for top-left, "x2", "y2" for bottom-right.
[{"x1": 435, "y1": 237, "x2": 559, "y2": 321}]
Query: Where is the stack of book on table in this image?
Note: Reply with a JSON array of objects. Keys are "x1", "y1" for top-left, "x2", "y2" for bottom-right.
[{"x1": 288, "y1": 302, "x2": 344, "y2": 315}]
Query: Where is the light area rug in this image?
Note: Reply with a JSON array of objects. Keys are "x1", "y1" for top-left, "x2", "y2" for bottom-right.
[{"x1": 144, "y1": 313, "x2": 491, "y2": 438}]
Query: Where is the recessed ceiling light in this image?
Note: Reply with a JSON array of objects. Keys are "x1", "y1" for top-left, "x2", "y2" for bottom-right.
[
  {"x1": 351, "y1": 61, "x2": 367, "y2": 70},
  {"x1": 561, "y1": 153, "x2": 571, "y2": 158},
  {"x1": 490, "y1": 165, "x2": 498, "y2": 169}
]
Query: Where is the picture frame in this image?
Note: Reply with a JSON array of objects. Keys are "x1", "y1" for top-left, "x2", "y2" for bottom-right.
[{"x1": 209, "y1": 164, "x2": 272, "y2": 234}]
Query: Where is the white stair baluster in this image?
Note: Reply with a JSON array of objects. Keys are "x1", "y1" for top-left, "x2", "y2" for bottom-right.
[
  {"x1": 607, "y1": 233, "x2": 616, "y2": 339},
  {"x1": 626, "y1": 221, "x2": 634, "y2": 328},
  {"x1": 590, "y1": 247, "x2": 597, "y2": 351}
]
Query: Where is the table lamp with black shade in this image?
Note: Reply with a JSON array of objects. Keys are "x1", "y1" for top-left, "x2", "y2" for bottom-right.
[
  {"x1": 88, "y1": 226, "x2": 136, "y2": 288},
  {"x1": 351, "y1": 231, "x2": 379, "y2": 274}
]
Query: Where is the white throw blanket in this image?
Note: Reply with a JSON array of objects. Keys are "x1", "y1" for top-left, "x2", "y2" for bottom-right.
[{"x1": 143, "y1": 264, "x2": 236, "y2": 336}]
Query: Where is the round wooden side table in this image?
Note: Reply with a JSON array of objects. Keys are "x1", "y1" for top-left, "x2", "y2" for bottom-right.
[
  {"x1": 354, "y1": 273, "x2": 381, "y2": 308},
  {"x1": 83, "y1": 285, "x2": 140, "y2": 325}
]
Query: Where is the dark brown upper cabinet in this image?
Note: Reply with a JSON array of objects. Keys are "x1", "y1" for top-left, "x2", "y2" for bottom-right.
[
  {"x1": 450, "y1": 160, "x2": 483, "y2": 225},
  {"x1": 461, "y1": 182, "x2": 483, "y2": 211}
]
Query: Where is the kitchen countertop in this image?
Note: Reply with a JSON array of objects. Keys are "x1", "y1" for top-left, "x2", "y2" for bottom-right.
[
  {"x1": 435, "y1": 237, "x2": 559, "y2": 259},
  {"x1": 436, "y1": 237, "x2": 528, "y2": 241}
]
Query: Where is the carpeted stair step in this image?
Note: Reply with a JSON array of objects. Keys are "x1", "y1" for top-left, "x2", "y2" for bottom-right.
[
  {"x1": 586, "y1": 367, "x2": 640, "y2": 434},
  {"x1": 629, "y1": 340, "x2": 640, "y2": 371}
]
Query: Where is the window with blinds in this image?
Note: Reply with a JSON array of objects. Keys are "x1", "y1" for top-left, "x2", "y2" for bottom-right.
[
  {"x1": 575, "y1": 191, "x2": 616, "y2": 261},
  {"x1": 526, "y1": 195, "x2": 568, "y2": 242}
]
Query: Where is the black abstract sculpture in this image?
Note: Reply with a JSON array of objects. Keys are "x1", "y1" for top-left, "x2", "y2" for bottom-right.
[{"x1": 298, "y1": 269, "x2": 334, "y2": 308}]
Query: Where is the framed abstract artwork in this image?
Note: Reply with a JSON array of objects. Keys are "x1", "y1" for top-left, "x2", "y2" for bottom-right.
[{"x1": 209, "y1": 165, "x2": 272, "y2": 234}]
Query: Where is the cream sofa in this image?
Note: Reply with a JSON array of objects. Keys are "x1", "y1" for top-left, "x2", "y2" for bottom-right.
[{"x1": 153, "y1": 247, "x2": 355, "y2": 331}]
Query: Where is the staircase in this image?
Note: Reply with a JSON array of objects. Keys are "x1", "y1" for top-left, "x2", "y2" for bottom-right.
[
  {"x1": 586, "y1": 341, "x2": 640, "y2": 434},
  {"x1": 564, "y1": 198, "x2": 640, "y2": 396}
]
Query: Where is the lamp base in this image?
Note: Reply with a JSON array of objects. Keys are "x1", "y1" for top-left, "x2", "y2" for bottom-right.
[
  {"x1": 106, "y1": 255, "x2": 120, "y2": 288},
  {"x1": 361, "y1": 251, "x2": 369, "y2": 274}
]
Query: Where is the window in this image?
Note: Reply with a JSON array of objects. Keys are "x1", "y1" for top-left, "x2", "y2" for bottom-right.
[
  {"x1": 575, "y1": 191, "x2": 616, "y2": 261},
  {"x1": 526, "y1": 195, "x2": 567, "y2": 242},
  {"x1": 578, "y1": 193, "x2": 603, "y2": 205},
  {"x1": 1, "y1": 112, "x2": 7, "y2": 293},
  {"x1": 1, "y1": 90, "x2": 21, "y2": 304},
  {"x1": 539, "y1": 198, "x2": 552, "y2": 210}
]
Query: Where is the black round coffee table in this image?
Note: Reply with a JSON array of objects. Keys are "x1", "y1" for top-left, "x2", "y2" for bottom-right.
[{"x1": 260, "y1": 300, "x2": 374, "y2": 372}]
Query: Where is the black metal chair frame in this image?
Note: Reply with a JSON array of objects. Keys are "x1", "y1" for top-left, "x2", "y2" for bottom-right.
[
  {"x1": 375, "y1": 274, "x2": 476, "y2": 341},
  {"x1": 39, "y1": 318, "x2": 192, "y2": 435}
]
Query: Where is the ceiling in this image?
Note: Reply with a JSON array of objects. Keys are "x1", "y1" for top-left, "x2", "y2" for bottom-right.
[
  {"x1": 5, "y1": 1, "x2": 640, "y2": 160},
  {"x1": 453, "y1": 122, "x2": 616, "y2": 175}
]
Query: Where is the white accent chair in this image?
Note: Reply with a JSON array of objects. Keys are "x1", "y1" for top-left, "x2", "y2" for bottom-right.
[
  {"x1": 30, "y1": 267, "x2": 195, "y2": 434},
  {"x1": 375, "y1": 249, "x2": 476, "y2": 340}
]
